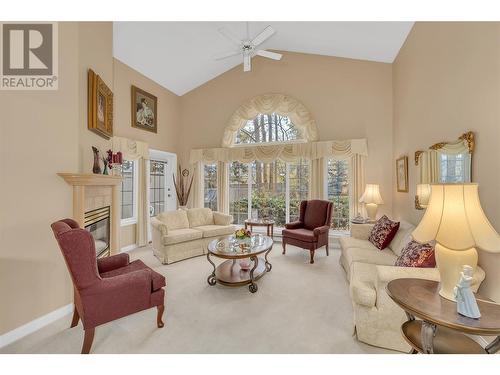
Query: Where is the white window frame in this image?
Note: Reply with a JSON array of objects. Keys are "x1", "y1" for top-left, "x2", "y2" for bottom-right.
[
  {"x1": 324, "y1": 157, "x2": 352, "y2": 234},
  {"x1": 202, "y1": 162, "x2": 219, "y2": 211},
  {"x1": 121, "y1": 159, "x2": 139, "y2": 227}
]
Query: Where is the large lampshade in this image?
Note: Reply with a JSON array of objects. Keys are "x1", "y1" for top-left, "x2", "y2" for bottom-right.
[
  {"x1": 412, "y1": 183, "x2": 500, "y2": 300},
  {"x1": 412, "y1": 184, "x2": 500, "y2": 252},
  {"x1": 359, "y1": 184, "x2": 384, "y2": 205},
  {"x1": 359, "y1": 184, "x2": 383, "y2": 221}
]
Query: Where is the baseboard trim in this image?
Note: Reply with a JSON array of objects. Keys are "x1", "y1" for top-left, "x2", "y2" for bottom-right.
[
  {"x1": 0, "y1": 303, "x2": 73, "y2": 349},
  {"x1": 121, "y1": 244, "x2": 138, "y2": 253}
]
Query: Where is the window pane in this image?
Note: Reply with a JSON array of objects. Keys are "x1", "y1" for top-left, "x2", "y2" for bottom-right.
[
  {"x1": 204, "y1": 163, "x2": 218, "y2": 211},
  {"x1": 288, "y1": 159, "x2": 309, "y2": 222},
  {"x1": 121, "y1": 160, "x2": 135, "y2": 220},
  {"x1": 149, "y1": 160, "x2": 166, "y2": 217},
  {"x1": 440, "y1": 153, "x2": 468, "y2": 183},
  {"x1": 229, "y1": 161, "x2": 249, "y2": 225},
  {"x1": 327, "y1": 159, "x2": 350, "y2": 231},
  {"x1": 235, "y1": 113, "x2": 302, "y2": 145},
  {"x1": 251, "y1": 160, "x2": 287, "y2": 226}
]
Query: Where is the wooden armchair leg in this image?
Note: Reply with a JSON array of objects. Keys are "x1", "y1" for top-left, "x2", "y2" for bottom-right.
[
  {"x1": 81, "y1": 328, "x2": 94, "y2": 354},
  {"x1": 157, "y1": 304, "x2": 165, "y2": 328},
  {"x1": 309, "y1": 250, "x2": 315, "y2": 264},
  {"x1": 282, "y1": 241, "x2": 286, "y2": 255},
  {"x1": 70, "y1": 307, "x2": 80, "y2": 328}
]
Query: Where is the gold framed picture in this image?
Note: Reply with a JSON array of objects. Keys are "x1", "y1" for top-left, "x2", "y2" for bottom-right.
[
  {"x1": 396, "y1": 156, "x2": 409, "y2": 192},
  {"x1": 87, "y1": 69, "x2": 113, "y2": 139},
  {"x1": 131, "y1": 85, "x2": 157, "y2": 133}
]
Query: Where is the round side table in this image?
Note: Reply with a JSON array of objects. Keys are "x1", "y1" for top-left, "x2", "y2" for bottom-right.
[{"x1": 386, "y1": 278, "x2": 500, "y2": 354}]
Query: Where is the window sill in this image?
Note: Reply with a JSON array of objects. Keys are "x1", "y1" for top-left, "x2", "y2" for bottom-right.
[{"x1": 121, "y1": 218, "x2": 137, "y2": 227}]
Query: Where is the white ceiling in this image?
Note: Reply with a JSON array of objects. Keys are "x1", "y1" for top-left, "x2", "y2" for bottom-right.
[{"x1": 113, "y1": 22, "x2": 414, "y2": 96}]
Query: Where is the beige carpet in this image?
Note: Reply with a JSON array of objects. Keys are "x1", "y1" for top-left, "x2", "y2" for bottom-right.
[{"x1": 1, "y1": 242, "x2": 393, "y2": 354}]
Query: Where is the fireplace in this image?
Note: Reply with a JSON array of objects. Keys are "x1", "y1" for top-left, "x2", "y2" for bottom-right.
[{"x1": 84, "y1": 206, "x2": 110, "y2": 258}]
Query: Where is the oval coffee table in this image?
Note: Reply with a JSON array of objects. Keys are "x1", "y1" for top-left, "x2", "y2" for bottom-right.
[{"x1": 206, "y1": 235, "x2": 273, "y2": 293}]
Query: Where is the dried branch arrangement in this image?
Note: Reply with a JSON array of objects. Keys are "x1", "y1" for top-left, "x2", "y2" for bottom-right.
[{"x1": 173, "y1": 166, "x2": 194, "y2": 206}]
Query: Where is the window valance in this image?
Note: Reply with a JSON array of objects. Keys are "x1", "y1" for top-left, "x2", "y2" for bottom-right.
[
  {"x1": 112, "y1": 136, "x2": 149, "y2": 160},
  {"x1": 190, "y1": 139, "x2": 368, "y2": 164},
  {"x1": 222, "y1": 93, "x2": 319, "y2": 147}
]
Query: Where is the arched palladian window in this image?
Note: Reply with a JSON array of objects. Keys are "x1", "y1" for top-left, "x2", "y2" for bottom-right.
[
  {"x1": 222, "y1": 93, "x2": 318, "y2": 147},
  {"x1": 235, "y1": 113, "x2": 303, "y2": 145}
]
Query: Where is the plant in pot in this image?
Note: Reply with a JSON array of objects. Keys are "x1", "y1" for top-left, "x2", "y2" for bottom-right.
[{"x1": 173, "y1": 166, "x2": 194, "y2": 209}]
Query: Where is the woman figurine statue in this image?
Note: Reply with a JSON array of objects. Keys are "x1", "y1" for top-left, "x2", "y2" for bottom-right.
[{"x1": 454, "y1": 265, "x2": 481, "y2": 319}]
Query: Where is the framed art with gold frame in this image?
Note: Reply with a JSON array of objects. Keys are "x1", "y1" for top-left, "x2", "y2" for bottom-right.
[
  {"x1": 131, "y1": 85, "x2": 157, "y2": 133},
  {"x1": 396, "y1": 156, "x2": 409, "y2": 192},
  {"x1": 87, "y1": 69, "x2": 113, "y2": 139}
]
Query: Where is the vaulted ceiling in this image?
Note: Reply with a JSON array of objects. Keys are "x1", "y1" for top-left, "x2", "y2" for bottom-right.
[{"x1": 113, "y1": 22, "x2": 414, "y2": 96}]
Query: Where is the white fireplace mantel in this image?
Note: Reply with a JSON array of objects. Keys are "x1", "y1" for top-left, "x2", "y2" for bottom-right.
[{"x1": 58, "y1": 173, "x2": 122, "y2": 254}]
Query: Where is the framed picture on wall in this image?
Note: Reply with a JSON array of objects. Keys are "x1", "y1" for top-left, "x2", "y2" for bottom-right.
[
  {"x1": 87, "y1": 69, "x2": 113, "y2": 139},
  {"x1": 131, "y1": 85, "x2": 157, "y2": 133},
  {"x1": 396, "y1": 156, "x2": 409, "y2": 192}
]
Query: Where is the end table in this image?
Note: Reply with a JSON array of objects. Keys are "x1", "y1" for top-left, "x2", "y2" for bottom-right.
[
  {"x1": 386, "y1": 278, "x2": 500, "y2": 354},
  {"x1": 244, "y1": 218, "x2": 275, "y2": 238}
]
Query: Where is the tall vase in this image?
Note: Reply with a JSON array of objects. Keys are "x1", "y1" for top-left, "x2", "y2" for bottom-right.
[{"x1": 92, "y1": 147, "x2": 101, "y2": 174}]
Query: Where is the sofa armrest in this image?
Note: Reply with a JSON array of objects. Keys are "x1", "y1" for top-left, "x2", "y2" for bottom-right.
[
  {"x1": 213, "y1": 211, "x2": 233, "y2": 226},
  {"x1": 313, "y1": 225, "x2": 330, "y2": 237},
  {"x1": 350, "y1": 223, "x2": 374, "y2": 240},
  {"x1": 151, "y1": 217, "x2": 168, "y2": 236},
  {"x1": 97, "y1": 253, "x2": 130, "y2": 274},
  {"x1": 285, "y1": 221, "x2": 303, "y2": 230}
]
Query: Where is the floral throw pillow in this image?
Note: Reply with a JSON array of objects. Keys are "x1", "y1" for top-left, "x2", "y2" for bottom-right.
[
  {"x1": 368, "y1": 215, "x2": 400, "y2": 250},
  {"x1": 395, "y1": 240, "x2": 436, "y2": 268}
]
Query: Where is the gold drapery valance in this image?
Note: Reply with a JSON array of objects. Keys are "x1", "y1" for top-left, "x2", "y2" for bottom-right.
[
  {"x1": 222, "y1": 93, "x2": 319, "y2": 147},
  {"x1": 190, "y1": 139, "x2": 368, "y2": 164}
]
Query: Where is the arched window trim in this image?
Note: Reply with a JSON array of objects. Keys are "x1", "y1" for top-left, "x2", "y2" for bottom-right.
[{"x1": 222, "y1": 93, "x2": 318, "y2": 148}]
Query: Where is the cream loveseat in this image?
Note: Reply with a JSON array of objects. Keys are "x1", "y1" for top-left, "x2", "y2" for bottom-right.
[
  {"x1": 340, "y1": 221, "x2": 486, "y2": 352},
  {"x1": 151, "y1": 208, "x2": 235, "y2": 264}
]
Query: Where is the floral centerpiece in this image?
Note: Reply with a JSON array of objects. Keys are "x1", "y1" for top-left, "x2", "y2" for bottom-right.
[
  {"x1": 235, "y1": 228, "x2": 251, "y2": 240},
  {"x1": 235, "y1": 228, "x2": 252, "y2": 270}
]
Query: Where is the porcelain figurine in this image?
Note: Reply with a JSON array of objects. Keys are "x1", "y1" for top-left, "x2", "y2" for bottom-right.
[{"x1": 454, "y1": 265, "x2": 481, "y2": 319}]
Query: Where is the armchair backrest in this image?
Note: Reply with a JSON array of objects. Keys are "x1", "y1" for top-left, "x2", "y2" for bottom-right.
[
  {"x1": 51, "y1": 218, "x2": 100, "y2": 290},
  {"x1": 300, "y1": 200, "x2": 333, "y2": 230}
]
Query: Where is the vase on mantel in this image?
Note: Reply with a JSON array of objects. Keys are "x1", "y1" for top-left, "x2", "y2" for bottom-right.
[{"x1": 92, "y1": 147, "x2": 101, "y2": 174}]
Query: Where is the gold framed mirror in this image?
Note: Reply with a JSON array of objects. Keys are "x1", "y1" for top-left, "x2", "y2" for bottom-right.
[{"x1": 414, "y1": 131, "x2": 474, "y2": 209}]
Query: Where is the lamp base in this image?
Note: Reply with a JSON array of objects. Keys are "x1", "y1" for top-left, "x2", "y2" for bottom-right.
[
  {"x1": 365, "y1": 203, "x2": 378, "y2": 222},
  {"x1": 435, "y1": 243, "x2": 478, "y2": 301}
]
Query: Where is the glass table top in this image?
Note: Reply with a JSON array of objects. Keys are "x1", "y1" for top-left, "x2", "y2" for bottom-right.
[{"x1": 208, "y1": 234, "x2": 273, "y2": 258}]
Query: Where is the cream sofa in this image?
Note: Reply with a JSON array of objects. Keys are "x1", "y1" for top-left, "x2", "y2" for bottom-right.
[
  {"x1": 151, "y1": 208, "x2": 235, "y2": 264},
  {"x1": 340, "y1": 221, "x2": 486, "y2": 352}
]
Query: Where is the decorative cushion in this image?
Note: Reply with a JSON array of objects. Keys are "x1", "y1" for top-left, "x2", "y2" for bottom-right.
[
  {"x1": 388, "y1": 221, "x2": 415, "y2": 256},
  {"x1": 395, "y1": 240, "x2": 436, "y2": 268},
  {"x1": 187, "y1": 208, "x2": 214, "y2": 227},
  {"x1": 368, "y1": 215, "x2": 400, "y2": 250}
]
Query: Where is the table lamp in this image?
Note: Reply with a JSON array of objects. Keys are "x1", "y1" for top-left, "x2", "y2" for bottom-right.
[
  {"x1": 359, "y1": 184, "x2": 383, "y2": 222},
  {"x1": 412, "y1": 183, "x2": 500, "y2": 300}
]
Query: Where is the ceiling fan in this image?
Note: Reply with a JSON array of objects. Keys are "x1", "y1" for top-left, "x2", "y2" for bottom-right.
[{"x1": 214, "y1": 23, "x2": 282, "y2": 72}]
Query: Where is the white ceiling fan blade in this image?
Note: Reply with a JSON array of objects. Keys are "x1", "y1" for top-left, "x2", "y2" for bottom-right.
[
  {"x1": 243, "y1": 54, "x2": 251, "y2": 72},
  {"x1": 214, "y1": 50, "x2": 241, "y2": 60},
  {"x1": 256, "y1": 50, "x2": 282, "y2": 60},
  {"x1": 251, "y1": 26, "x2": 275, "y2": 47},
  {"x1": 218, "y1": 27, "x2": 242, "y2": 46}
]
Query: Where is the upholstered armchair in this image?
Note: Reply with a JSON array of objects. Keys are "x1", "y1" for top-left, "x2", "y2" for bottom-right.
[
  {"x1": 51, "y1": 218, "x2": 166, "y2": 354},
  {"x1": 282, "y1": 200, "x2": 333, "y2": 264}
]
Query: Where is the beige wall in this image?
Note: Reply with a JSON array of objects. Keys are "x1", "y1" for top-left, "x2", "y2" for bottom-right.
[
  {"x1": 392, "y1": 22, "x2": 500, "y2": 300},
  {"x1": 0, "y1": 22, "x2": 80, "y2": 335},
  {"x1": 179, "y1": 51, "x2": 394, "y2": 217}
]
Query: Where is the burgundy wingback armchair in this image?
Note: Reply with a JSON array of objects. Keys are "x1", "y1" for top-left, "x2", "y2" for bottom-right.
[
  {"x1": 282, "y1": 200, "x2": 333, "y2": 264},
  {"x1": 51, "y1": 218, "x2": 166, "y2": 354}
]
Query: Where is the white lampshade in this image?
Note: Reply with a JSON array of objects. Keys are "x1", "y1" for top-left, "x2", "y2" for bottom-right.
[
  {"x1": 412, "y1": 184, "x2": 500, "y2": 252},
  {"x1": 359, "y1": 184, "x2": 384, "y2": 205},
  {"x1": 416, "y1": 183, "x2": 431, "y2": 207}
]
